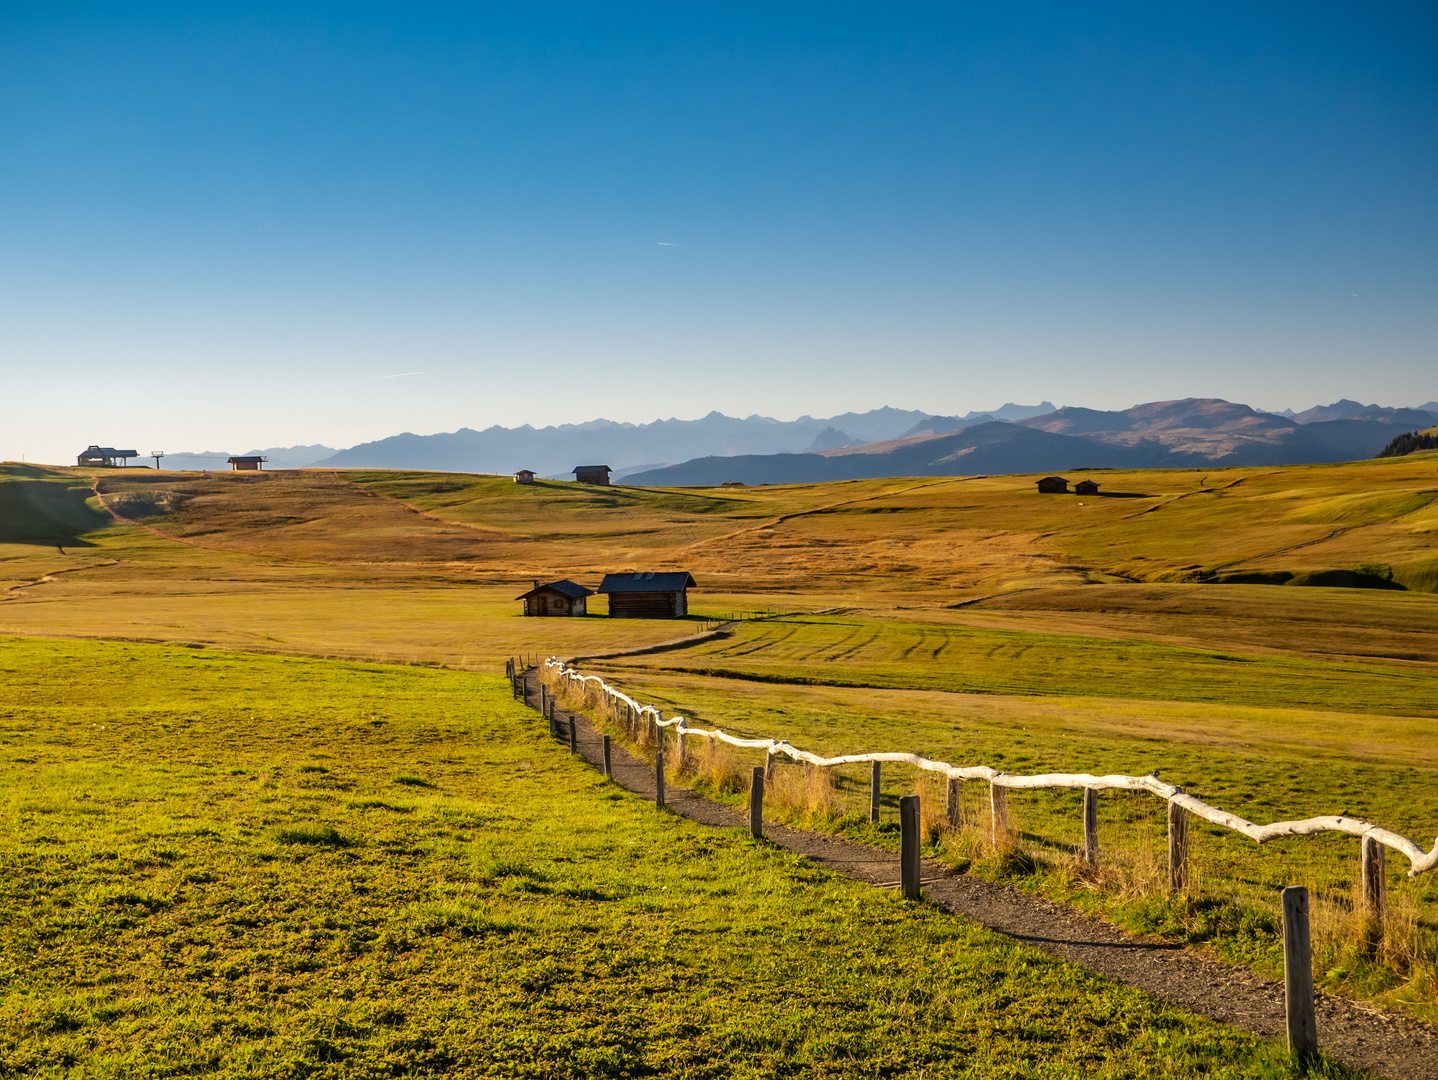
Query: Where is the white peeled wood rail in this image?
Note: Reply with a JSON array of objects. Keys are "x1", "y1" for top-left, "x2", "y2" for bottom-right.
[{"x1": 544, "y1": 658, "x2": 1438, "y2": 877}]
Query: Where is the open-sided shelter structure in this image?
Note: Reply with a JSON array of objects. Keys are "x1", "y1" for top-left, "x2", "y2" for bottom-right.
[
  {"x1": 597, "y1": 571, "x2": 696, "y2": 618},
  {"x1": 228, "y1": 456, "x2": 266, "y2": 471},
  {"x1": 516, "y1": 579, "x2": 593, "y2": 617},
  {"x1": 77, "y1": 446, "x2": 138, "y2": 467}
]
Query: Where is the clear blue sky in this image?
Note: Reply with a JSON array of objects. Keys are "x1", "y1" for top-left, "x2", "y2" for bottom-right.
[{"x1": 3, "y1": 3, "x2": 1435, "y2": 462}]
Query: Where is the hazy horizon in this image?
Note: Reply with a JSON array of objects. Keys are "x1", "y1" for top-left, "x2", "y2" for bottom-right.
[{"x1": 3, "y1": 5, "x2": 1435, "y2": 464}]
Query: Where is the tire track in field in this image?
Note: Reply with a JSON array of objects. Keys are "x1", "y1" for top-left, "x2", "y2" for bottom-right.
[
  {"x1": 677, "y1": 476, "x2": 974, "y2": 556},
  {"x1": 1209, "y1": 490, "x2": 1438, "y2": 573},
  {"x1": 522, "y1": 669, "x2": 1438, "y2": 1080}
]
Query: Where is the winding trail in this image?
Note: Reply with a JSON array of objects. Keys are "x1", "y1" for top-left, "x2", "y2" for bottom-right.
[{"x1": 520, "y1": 668, "x2": 1438, "y2": 1079}]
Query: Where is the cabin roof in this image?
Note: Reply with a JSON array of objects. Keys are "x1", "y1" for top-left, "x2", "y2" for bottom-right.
[
  {"x1": 79, "y1": 446, "x2": 137, "y2": 458},
  {"x1": 515, "y1": 578, "x2": 594, "y2": 600},
  {"x1": 596, "y1": 571, "x2": 697, "y2": 594},
  {"x1": 228, "y1": 456, "x2": 265, "y2": 464},
  {"x1": 572, "y1": 464, "x2": 612, "y2": 473}
]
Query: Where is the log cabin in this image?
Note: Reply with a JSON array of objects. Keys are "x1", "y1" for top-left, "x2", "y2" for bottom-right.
[{"x1": 597, "y1": 571, "x2": 696, "y2": 618}]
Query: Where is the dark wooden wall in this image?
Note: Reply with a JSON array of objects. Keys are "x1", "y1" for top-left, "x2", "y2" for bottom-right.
[{"x1": 608, "y1": 591, "x2": 683, "y2": 618}]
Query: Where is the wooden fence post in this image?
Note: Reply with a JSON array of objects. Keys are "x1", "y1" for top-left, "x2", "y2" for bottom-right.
[
  {"x1": 750, "y1": 767, "x2": 764, "y2": 839},
  {"x1": 900, "y1": 794, "x2": 921, "y2": 900},
  {"x1": 1362, "y1": 835, "x2": 1386, "y2": 941},
  {"x1": 764, "y1": 748, "x2": 775, "y2": 782},
  {"x1": 568, "y1": 714, "x2": 577, "y2": 755},
  {"x1": 989, "y1": 783, "x2": 1009, "y2": 847},
  {"x1": 1168, "y1": 797, "x2": 1189, "y2": 892},
  {"x1": 676, "y1": 718, "x2": 687, "y2": 770},
  {"x1": 870, "y1": 760, "x2": 881, "y2": 823},
  {"x1": 946, "y1": 776, "x2": 961, "y2": 827},
  {"x1": 1083, "y1": 787, "x2": 1099, "y2": 867},
  {"x1": 602, "y1": 734, "x2": 612, "y2": 779},
  {"x1": 1282, "y1": 886, "x2": 1318, "y2": 1062},
  {"x1": 539, "y1": 684, "x2": 546, "y2": 715},
  {"x1": 655, "y1": 750, "x2": 666, "y2": 808}
]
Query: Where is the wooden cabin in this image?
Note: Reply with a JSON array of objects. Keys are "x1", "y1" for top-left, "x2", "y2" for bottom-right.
[
  {"x1": 516, "y1": 579, "x2": 593, "y2": 617},
  {"x1": 1036, "y1": 476, "x2": 1069, "y2": 494},
  {"x1": 228, "y1": 456, "x2": 265, "y2": 471},
  {"x1": 1074, "y1": 479, "x2": 1100, "y2": 495},
  {"x1": 514, "y1": 470, "x2": 536, "y2": 484},
  {"x1": 597, "y1": 571, "x2": 696, "y2": 618},
  {"x1": 77, "y1": 445, "x2": 138, "y2": 467},
  {"x1": 573, "y1": 465, "x2": 612, "y2": 486}
]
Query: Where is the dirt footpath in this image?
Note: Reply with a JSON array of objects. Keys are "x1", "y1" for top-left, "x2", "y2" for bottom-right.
[{"x1": 521, "y1": 672, "x2": 1438, "y2": 1079}]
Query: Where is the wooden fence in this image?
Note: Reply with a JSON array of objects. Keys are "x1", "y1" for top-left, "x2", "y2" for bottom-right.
[
  {"x1": 537, "y1": 657, "x2": 1438, "y2": 890},
  {"x1": 518, "y1": 654, "x2": 1396, "y2": 1061}
]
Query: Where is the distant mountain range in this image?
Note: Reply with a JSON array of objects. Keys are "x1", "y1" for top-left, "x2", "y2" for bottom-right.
[
  {"x1": 309, "y1": 407, "x2": 1051, "y2": 477},
  {"x1": 153, "y1": 398, "x2": 1437, "y2": 481},
  {"x1": 623, "y1": 398, "x2": 1438, "y2": 485}
]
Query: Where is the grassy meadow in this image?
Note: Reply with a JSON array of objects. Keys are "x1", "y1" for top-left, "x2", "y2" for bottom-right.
[
  {"x1": 2, "y1": 453, "x2": 1438, "y2": 1047},
  {"x1": 0, "y1": 637, "x2": 1332, "y2": 1078},
  {"x1": 564, "y1": 656, "x2": 1438, "y2": 1017}
]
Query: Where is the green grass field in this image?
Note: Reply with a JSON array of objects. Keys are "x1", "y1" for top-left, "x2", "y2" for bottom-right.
[
  {"x1": 573, "y1": 635, "x2": 1438, "y2": 1023},
  {"x1": 0, "y1": 637, "x2": 1339, "y2": 1078},
  {"x1": 618, "y1": 611, "x2": 1438, "y2": 715},
  {"x1": 3, "y1": 456, "x2": 1437, "y2": 1061}
]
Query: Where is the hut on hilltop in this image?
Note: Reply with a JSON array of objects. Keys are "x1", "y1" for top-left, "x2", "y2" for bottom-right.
[
  {"x1": 514, "y1": 470, "x2": 536, "y2": 484},
  {"x1": 1074, "y1": 479, "x2": 1100, "y2": 495},
  {"x1": 1036, "y1": 476, "x2": 1069, "y2": 493},
  {"x1": 228, "y1": 456, "x2": 266, "y2": 471},
  {"x1": 573, "y1": 465, "x2": 612, "y2": 485}
]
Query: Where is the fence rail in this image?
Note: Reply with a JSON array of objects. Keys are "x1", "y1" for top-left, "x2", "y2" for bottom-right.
[{"x1": 543, "y1": 657, "x2": 1438, "y2": 878}]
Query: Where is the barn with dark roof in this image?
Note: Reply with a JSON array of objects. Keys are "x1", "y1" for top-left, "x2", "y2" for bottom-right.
[{"x1": 597, "y1": 571, "x2": 696, "y2": 618}]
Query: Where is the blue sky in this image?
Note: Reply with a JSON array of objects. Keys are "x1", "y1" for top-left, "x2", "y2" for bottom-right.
[{"x1": 2, "y1": 3, "x2": 1435, "y2": 462}]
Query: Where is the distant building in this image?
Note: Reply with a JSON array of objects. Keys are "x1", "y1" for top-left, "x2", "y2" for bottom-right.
[
  {"x1": 573, "y1": 465, "x2": 612, "y2": 486},
  {"x1": 228, "y1": 456, "x2": 266, "y2": 471},
  {"x1": 597, "y1": 571, "x2": 696, "y2": 618},
  {"x1": 1074, "y1": 480, "x2": 1100, "y2": 495},
  {"x1": 1036, "y1": 476, "x2": 1069, "y2": 494},
  {"x1": 77, "y1": 446, "x2": 138, "y2": 468},
  {"x1": 516, "y1": 579, "x2": 593, "y2": 617},
  {"x1": 721, "y1": 481, "x2": 746, "y2": 487},
  {"x1": 514, "y1": 470, "x2": 536, "y2": 484}
]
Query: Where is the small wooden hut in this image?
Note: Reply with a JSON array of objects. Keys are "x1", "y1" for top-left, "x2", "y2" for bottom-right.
[
  {"x1": 227, "y1": 456, "x2": 266, "y2": 471},
  {"x1": 516, "y1": 579, "x2": 593, "y2": 617},
  {"x1": 1074, "y1": 479, "x2": 1100, "y2": 495},
  {"x1": 573, "y1": 465, "x2": 612, "y2": 486},
  {"x1": 1036, "y1": 476, "x2": 1069, "y2": 493},
  {"x1": 514, "y1": 470, "x2": 536, "y2": 484},
  {"x1": 597, "y1": 571, "x2": 696, "y2": 618}
]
